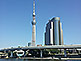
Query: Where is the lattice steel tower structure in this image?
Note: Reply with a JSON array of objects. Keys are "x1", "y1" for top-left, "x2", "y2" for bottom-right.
[{"x1": 31, "y1": 0, "x2": 36, "y2": 46}]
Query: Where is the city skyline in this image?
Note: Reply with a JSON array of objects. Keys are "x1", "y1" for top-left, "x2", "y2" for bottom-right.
[{"x1": 0, "y1": 0, "x2": 81, "y2": 49}]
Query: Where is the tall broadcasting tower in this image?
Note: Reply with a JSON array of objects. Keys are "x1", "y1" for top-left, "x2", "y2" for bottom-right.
[{"x1": 31, "y1": 0, "x2": 36, "y2": 46}]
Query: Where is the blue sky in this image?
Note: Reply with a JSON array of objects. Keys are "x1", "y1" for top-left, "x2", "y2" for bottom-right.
[{"x1": 0, "y1": 0, "x2": 81, "y2": 49}]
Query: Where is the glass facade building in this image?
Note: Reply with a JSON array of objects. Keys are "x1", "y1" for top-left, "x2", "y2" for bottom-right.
[{"x1": 45, "y1": 17, "x2": 63, "y2": 45}]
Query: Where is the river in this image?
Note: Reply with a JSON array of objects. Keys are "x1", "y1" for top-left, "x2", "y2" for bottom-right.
[{"x1": 0, "y1": 59, "x2": 81, "y2": 61}]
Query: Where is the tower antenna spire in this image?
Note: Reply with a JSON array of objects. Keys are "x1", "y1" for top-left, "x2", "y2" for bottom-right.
[{"x1": 33, "y1": 0, "x2": 35, "y2": 16}]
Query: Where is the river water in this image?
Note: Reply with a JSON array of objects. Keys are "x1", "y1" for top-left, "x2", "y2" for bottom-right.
[{"x1": 0, "y1": 59, "x2": 81, "y2": 61}]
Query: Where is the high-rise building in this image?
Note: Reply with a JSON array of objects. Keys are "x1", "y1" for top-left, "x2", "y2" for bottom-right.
[
  {"x1": 31, "y1": 0, "x2": 36, "y2": 46},
  {"x1": 45, "y1": 17, "x2": 63, "y2": 45}
]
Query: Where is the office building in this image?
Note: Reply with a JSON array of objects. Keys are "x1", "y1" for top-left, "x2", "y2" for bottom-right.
[
  {"x1": 28, "y1": 42, "x2": 31, "y2": 46},
  {"x1": 45, "y1": 17, "x2": 63, "y2": 45}
]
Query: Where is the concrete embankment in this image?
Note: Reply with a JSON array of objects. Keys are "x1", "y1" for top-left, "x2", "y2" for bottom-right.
[{"x1": 20, "y1": 57, "x2": 81, "y2": 60}]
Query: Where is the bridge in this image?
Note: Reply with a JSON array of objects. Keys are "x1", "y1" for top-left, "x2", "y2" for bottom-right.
[{"x1": 0, "y1": 45, "x2": 81, "y2": 58}]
